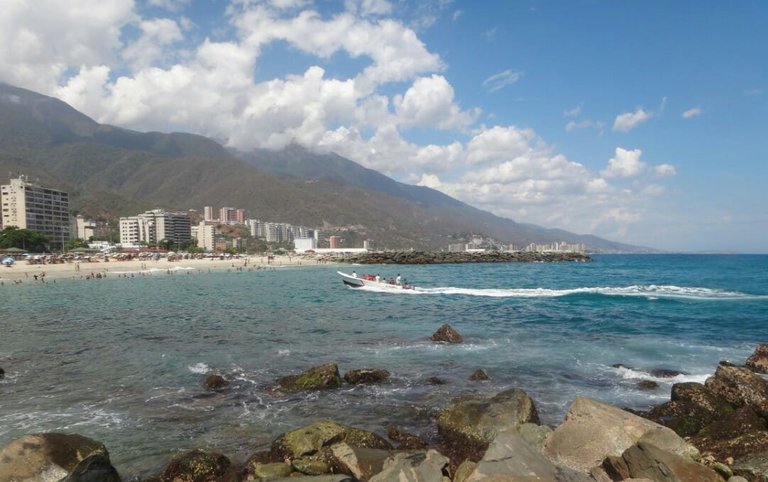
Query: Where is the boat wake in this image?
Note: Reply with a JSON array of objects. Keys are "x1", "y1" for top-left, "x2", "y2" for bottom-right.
[{"x1": 387, "y1": 285, "x2": 766, "y2": 300}]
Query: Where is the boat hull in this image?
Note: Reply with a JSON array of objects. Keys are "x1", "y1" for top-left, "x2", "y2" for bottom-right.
[{"x1": 337, "y1": 271, "x2": 414, "y2": 290}]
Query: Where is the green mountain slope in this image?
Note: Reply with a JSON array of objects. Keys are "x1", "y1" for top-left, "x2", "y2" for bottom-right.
[{"x1": 0, "y1": 82, "x2": 647, "y2": 251}]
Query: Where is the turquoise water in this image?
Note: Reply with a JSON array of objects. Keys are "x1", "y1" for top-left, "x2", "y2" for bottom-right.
[{"x1": 1, "y1": 254, "x2": 767, "y2": 477}]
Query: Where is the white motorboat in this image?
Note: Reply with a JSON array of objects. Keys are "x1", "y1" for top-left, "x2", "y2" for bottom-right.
[{"x1": 337, "y1": 271, "x2": 415, "y2": 290}]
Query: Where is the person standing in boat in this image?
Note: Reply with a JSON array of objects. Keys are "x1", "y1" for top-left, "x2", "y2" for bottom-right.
[
  {"x1": 396, "y1": 274, "x2": 401, "y2": 285},
  {"x1": 352, "y1": 270, "x2": 357, "y2": 277}
]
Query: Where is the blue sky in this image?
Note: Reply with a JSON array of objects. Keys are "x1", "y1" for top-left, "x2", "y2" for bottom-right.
[{"x1": 1, "y1": 0, "x2": 766, "y2": 252}]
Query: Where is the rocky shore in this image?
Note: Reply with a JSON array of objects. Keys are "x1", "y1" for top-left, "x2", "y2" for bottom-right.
[
  {"x1": 2, "y1": 333, "x2": 767, "y2": 482},
  {"x1": 329, "y1": 250, "x2": 591, "y2": 265}
]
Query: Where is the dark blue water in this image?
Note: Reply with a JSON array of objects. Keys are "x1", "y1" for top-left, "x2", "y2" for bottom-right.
[{"x1": 1, "y1": 254, "x2": 766, "y2": 477}]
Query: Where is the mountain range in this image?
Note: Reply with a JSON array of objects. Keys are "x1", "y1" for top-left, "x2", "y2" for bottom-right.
[{"x1": 0, "y1": 82, "x2": 647, "y2": 252}]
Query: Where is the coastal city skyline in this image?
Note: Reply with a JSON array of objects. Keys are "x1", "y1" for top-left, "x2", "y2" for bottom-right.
[{"x1": 0, "y1": 1, "x2": 766, "y2": 253}]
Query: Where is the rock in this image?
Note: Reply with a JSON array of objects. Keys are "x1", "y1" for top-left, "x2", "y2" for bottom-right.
[
  {"x1": 0, "y1": 367, "x2": 4, "y2": 378},
  {"x1": 468, "y1": 369, "x2": 489, "y2": 381},
  {"x1": 270, "y1": 420, "x2": 392, "y2": 476},
  {"x1": 276, "y1": 363, "x2": 342, "y2": 393},
  {"x1": 241, "y1": 460, "x2": 293, "y2": 481},
  {"x1": 368, "y1": 450, "x2": 449, "y2": 482},
  {"x1": 465, "y1": 429, "x2": 593, "y2": 482},
  {"x1": 732, "y1": 452, "x2": 768, "y2": 482},
  {"x1": 426, "y1": 377, "x2": 447, "y2": 385},
  {"x1": 704, "y1": 365, "x2": 768, "y2": 418},
  {"x1": 727, "y1": 476, "x2": 749, "y2": 482},
  {"x1": 643, "y1": 382, "x2": 734, "y2": 437},
  {"x1": 453, "y1": 460, "x2": 477, "y2": 482},
  {"x1": 637, "y1": 380, "x2": 658, "y2": 390},
  {"x1": 745, "y1": 343, "x2": 768, "y2": 373},
  {"x1": 258, "y1": 477, "x2": 353, "y2": 482},
  {"x1": 203, "y1": 373, "x2": 230, "y2": 391},
  {"x1": 437, "y1": 388, "x2": 539, "y2": 466},
  {"x1": 430, "y1": 324, "x2": 463, "y2": 344},
  {"x1": 343, "y1": 368, "x2": 391, "y2": 385},
  {"x1": 690, "y1": 406, "x2": 768, "y2": 461},
  {"x1": 59, "y1": 453, "x2": 120, "y2": 482},
  {"x1": 0, "y1": 432, "x2": 109, "y2": 482},
  {"x1": 649, "y1": 368, "x2": 688, "y2": 378},
  {"x1": 542, "y1": 397, "x2": 698, "y2": 474},
  {"x1": 621, "y1": 441, "x2": 721, "y2": 481},
  {"x1": 330, "y1": 443, "x2": 391, "y2": 482},
  {"x1": 159, "y1": 449, "x2": 234, "y2": 482},
  {"x1": 386, "y1": 425, "x2": 428, "y2": 450}
]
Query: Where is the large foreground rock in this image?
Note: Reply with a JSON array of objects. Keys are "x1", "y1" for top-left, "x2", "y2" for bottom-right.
[
  {"x1": 0, "y1": 433, "x2": 114, "y2": 482},
  {"x1": 542, "y1": 397, "x2": 699, "y2": 474},
  {"x1": 368, "y1": 450, "x2": 449, "y2": 482},
  {"x1": 270, "y1": 421, "x2": 392, "y2": 476},
  {"x1": 745, "y1": 343, "x2": 768, "y2": 373},
  {"x1": 159, "y1": 449, "x2": 235, "y2": 482},
  {"x1": 465, "y1": 429, "x2": 592, "y2": 482},
  {"x1": 704, "y1": 365, "x2": 768, "y2": 418},
  {"x1": 276, "y1": 363, "x2": 343, "y2": 393},
  {"x1": 437, "y1": 388, "x2": 540, "y2": 464},
  {"x1": 620, "y1": 441, "x2": 721, "y2": 481},
  {"x1": 643, "y1": 382, "x2": 734, "y2": 437}
]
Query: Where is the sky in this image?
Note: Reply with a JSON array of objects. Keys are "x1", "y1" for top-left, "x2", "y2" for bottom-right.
[{"x1": 1, "y1": 0, "x2": 766, "y2": 253}]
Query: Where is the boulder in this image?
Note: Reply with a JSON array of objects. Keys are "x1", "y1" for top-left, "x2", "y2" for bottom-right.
[
  {"x1": 542, "y1": 397, "x2": 698, "y2": 474},
  {"x1": 59, "y1": 454, "x2": 121, "y2": 482},
  {"x1": 159, "y1": 449, "x2": 234, "y2": 482},
  {"x1": 0, "y1": 367, "x2": 4, "y2": 378},
  {"x1": 430, "y1": 324, "x2": 463, "y2": 344},
  {"x1": 704, "y1": 365, "x2": 768, "y2": 418},
  {"x1": 0, "y1": 432, "x2": 110, "y2": 482},
  {"x1": 386, "y1": 425, "x2": 428, "y2": 450},
  {"x1": 270, "y1": 421, "x2": 392, "y2": 475},
  {"x1": 643, "y1": 382, "x2": 734, "y2": 437},
  {"x1": 241, "y1": 460, "x2": 293, "y2": 481},
  {"x1": 276, "y1": 363, "x2": 342, "y2": 393},
  {"x1": 368, "y1": 450, "x2": 449, "y2": 482},
  {"x1": 437, "y1": 388, "x2": 540, "y2": 465},
  {"x1": 330, "y1": 443, "x2": 391, "y2": 482},
  {"x1": 343, "y1": 368, "x2": 391, "y2": 385},
  {"x1": 621, "y1": 441, "x2": 721, "y2": 481},
  {"x1": 203, "y1": 373, "x2": 230, "y2": 391},
  {"x1": 690, "y1": 406, "x2": 768, "y2": 461},
  {"x1": 745, "y1": 343, "x2": 768, "y2": 373},
  {"x1": 426, "y1": 377, "x2": 447, "y2": 385},
  {"x1": 637, "y1": 380, "x2": 659, "y2": 390},
  {"x1": 469, "y1": 369, "x2": 489, "y2": 381},
  {"x1": 465, "y1": 429, "x2": 593, "y2": 482},
  {"x1": 732, "y1": 453, "x2": 768, "y2": 482},
  {"x1": 649, "y1": 368, "x2": 688, "y2": 378}
]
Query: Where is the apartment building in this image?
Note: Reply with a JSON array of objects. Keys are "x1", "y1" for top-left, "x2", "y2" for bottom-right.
[
  {"x1": 119, "y1": 209, "x2": 192, "y2": 247},
  {"x1": 0, "y1": 176, "x2": 71, "y2": 250}
]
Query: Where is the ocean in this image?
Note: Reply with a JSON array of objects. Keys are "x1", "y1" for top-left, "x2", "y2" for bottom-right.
[{"x1": 1, "y1": 254, "x2": 767, "y2": 478}]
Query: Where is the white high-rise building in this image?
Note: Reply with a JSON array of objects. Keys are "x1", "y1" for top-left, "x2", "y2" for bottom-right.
[
  {"x1": 0, "y1": 175, "x2": 71, "y2": 250},
  {"x1": 119, "y1": 209, "x2": 191, "y2": 247}
]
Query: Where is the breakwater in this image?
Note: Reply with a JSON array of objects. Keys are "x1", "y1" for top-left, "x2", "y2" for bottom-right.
[{"x1": 334, "y1": 250, "x2": 591, "y2": 265}]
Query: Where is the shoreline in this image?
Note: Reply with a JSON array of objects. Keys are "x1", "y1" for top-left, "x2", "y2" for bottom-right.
[{"x1": 0, "y1": 254, "x2": 323, "y2": 283}]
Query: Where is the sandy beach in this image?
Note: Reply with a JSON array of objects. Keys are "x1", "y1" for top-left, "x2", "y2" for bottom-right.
[{"x1": 0, "y1": 254, "x2": 322, "y2": 283}]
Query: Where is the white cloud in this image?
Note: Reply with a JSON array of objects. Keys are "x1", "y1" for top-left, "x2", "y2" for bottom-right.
[
  {"x1": 563, "y1": 104, "x2": 582, "y2": 117},
  {"x1": 602, "y1": 147, "x2": 646, "y2": 178},
  {"x1": 482, "y1": 69, "x2": 522, "y2": 92},
  {"x1": 394, "y1": 75, "x2": 478, "y2": 130},
  {"x1": 565, "y1": 119, "x2": 604, "y2": 132},
  {"x1": 612, "y1": 107, "x2": 652, "y2": 132},
  {"x1": 682, "y1": 107, "x2": 702, "y2": 119},
  {"x1": 655, "y1": 163, "x2": 677, "y2": 177},
  {"x1": 0, "y1": 0, "x2": 136, "y2": 92},
  {"x1": 122, "y1": 18, "x2": 185, "y2": 69},
  {"x1": 147, "y1": 0, "x2": 191, "y2": 13},
  {"x1": 344, "y1": 0, "x2": 393, "y2": 16}
]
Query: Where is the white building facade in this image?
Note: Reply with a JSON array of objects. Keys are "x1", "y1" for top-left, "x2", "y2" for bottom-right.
[{"x1": 0, "y1": 176, "x2": 71, "y2": 250}]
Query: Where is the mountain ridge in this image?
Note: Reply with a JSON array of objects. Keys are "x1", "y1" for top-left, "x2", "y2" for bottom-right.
[{"x1": 0, "y1": 82, "x2": 650, "y2": 252}]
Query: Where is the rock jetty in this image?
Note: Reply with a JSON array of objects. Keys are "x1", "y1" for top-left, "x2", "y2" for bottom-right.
[{"x1": 339, "y1": 250, "x2": 591, "y2": 265}]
